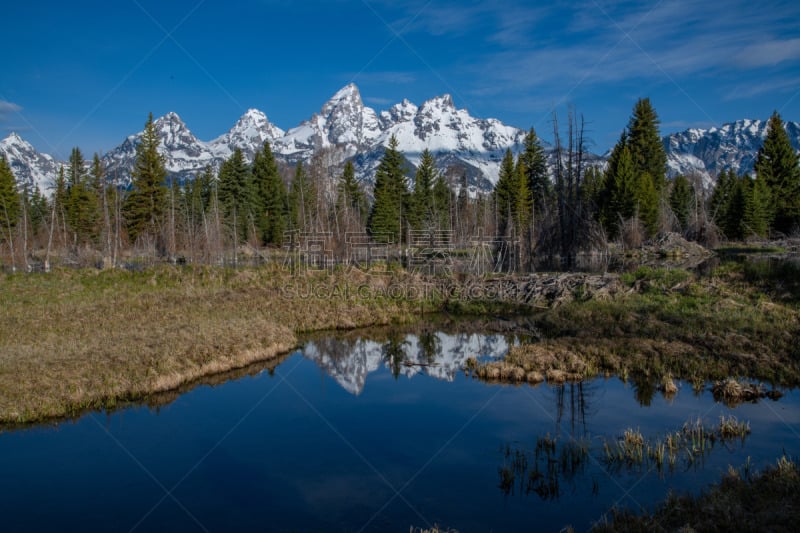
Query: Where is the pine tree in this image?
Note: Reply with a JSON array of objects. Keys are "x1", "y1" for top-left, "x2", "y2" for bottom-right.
[
  {"x1": 336, "y1": 160, "x2": 366, "y2": 224},
  {"x1": 410, "y1": 149, "x2": 437, "y2": 230},
  {"x1": 755, "y1": 111, "x2": 800, "y2": 234},
  {"x1": 288, "y1": 161, "x2": 315, "y2": 233},
  {"x1": 64, "y1": 147, "x2": 99, "y2": 245},
  {"x1": 494, "y1": 149, "x2": 518, "y2": 238},
  {"x1": 513, "y1": 157, "x2": 532, "y2": 233},
  {"x1": 368, "y1": 135, "x2": 407, "y2": 243},
  {"x1": 669, "y1": 174, "x2": 694, "y2": 230},
  {"x1": 250, "y1": 141, "x2": 287, "y2": 246},
  {"x1": 635, "y1": 171, "x2": 659, "y2": 237},
  {"x1": 520, "y1": 128, "x2": 551, "y2": 217},
  {"x1": 627, "y1": 98, "x2": 668, "y2": 193},
  {"x1": 742, "y1": 175, "x2": 772, "y2": 238},
  {"x1": 710, "y1": 169, "x2": 736, "y2": 233},
  {"x1": 218, "y1": 148, "x2": 251, "y2": 240},
  {"x1": 0, "y1": 156, "x2": 20, "y2": 237},
  {"x1": 604, "y1": 142, "x2": 638, "y2": 238},
  {"x1": 124, "y1": 113, "x2": 167, "y2": 245},
  {"x1": 432, "y1": 173, "x2": 452, "y2": 231}
]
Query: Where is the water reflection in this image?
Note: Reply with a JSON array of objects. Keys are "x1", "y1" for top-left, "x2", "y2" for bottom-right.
[{"x1": 302, "y1": 327, "x2": 513, "y2": 394}]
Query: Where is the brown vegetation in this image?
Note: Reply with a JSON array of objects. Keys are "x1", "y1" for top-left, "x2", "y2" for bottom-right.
[{"x1": 0, "y1": 266, "x2": 421, "y2": 424}]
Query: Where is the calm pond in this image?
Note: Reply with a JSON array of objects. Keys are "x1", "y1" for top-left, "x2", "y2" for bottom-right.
[{"x1": 1, "y1": 323, "x2": 798, "y2": 532}]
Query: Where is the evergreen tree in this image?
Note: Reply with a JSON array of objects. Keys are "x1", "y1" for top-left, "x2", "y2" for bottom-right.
[
  {"x1": 742, "y1": 175, "x2": 772, "y2": 238},
  {"x1": 288, "y1": 161, "x2": 315, "y2": 233},
  {"x1": 710, "y1": 169, "x2": 736, "y2": 233},
  {"x1": 410, "y1": 149, "x2": 437, "y2": 230},
  {"x1": 250, "y1": 141, "x2": 287, "y2": 245},
  {"x1": 635, "y1": 171, "x2": 659, "y2": 237},
  {"x1": 669, "y1": 174, "x2": 694, "y2": 230},
  {"x1": 368, "y1": 135, "x2": 407, "y2": 243},
  {"x1": 0, "y1": 156, "x2": 20, "y2": 237},
  {"x1": 513, "y1": 157, "x2": 532, "y2": 233},
  {"x1": 627, "y1": 98, "x2": 668, "y2": 193},
  {"x1": 124, "y1": 113, "x2": 168, "y2": 245},
  {"x1": 494, "y1": 149, "x2": 518, "y2": 238},
  {"x1": 604, "y1": 142, "x2": 638, "y2": 238},
  {"x1": 218, "y1": 148, "x2": 251, "y2": 240},
  {"x1": 336, "y1": 160, "x2": 366, "y2": 224},
  {"x1": 65, "y1": 147, "x2": 99, "y2": 245},
  {"x1": 25, "y1": 185, "x2": 48, "y2": 236},
  {"x1": 520, "y1": 128, "x2": 551, "y2": 217},
  {"x1": 755, "y1": 111, "x2": 800, "y2": 234},
  {"x1": 432, "y1": 173, "x2": 452, "y2": 231}
]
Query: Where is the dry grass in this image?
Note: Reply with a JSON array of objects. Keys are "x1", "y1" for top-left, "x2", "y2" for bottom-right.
[
  {"x1": 593, "y1": 456, "x2": 800, "y2": 532},
  {"x1": 0, "y1": 266, "x2": 422, "y2": 423},
  {"x1": 467, "y1": 266, "x2": 800, "y2": 390}
]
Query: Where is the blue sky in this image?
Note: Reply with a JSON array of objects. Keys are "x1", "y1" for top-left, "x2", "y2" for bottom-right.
[{"x1": 2, "y1": 0, "x2": 799, "y2": 159}]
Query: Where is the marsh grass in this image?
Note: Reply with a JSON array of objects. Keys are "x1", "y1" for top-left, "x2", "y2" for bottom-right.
[
  {"x1": 469, "y1": 265, "x2": 800, "y2": 389},
  {"x1": 0, "y1": 266, "x2": 423, "y2": 424},
  {"x1": 499, "y1": 436, "x2": 591, "y2": 499},
  {"x1": 593, "y1": 456, "x2": 800, "y2": 532},
  {"x1": 602, "y1": 416, "x2": 751, "y2": 475}
]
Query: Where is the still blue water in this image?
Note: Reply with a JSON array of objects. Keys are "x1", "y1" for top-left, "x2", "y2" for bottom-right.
[{"x1": 1, "y1": 329, "x2": 798, "y2": 532}]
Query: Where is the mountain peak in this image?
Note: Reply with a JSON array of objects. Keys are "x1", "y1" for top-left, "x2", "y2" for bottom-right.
[
  {"x1": 322, "y1": 84, "x2": 364, "y2": 115},
  {"x1": 2, "y1": 131, "x2": 25, "y2": 144},
  {"x1": 157, "y1": 111, "x2": 185, "y2": 125},
  {"x1": 427, "y1": 94, "x2": 455, "y2": 110}
]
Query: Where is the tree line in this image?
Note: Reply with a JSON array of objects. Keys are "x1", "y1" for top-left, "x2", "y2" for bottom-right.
[{"x1": 1, "y1": 104, "x2": 799, "y2": 273}]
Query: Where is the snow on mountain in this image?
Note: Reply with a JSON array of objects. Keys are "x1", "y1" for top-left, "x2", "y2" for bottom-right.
[
  {"x1": 0, "y1": 132, "x2": 61, "y2": 193},
  {"x1": 208, "y1": 108, "x2": 284, "y2": 161},
  {"x1": 371, "y1": 93, "x2": 528, "y2": 188},
  {"x1": 103, "y1": 112, "x2": 216, "y2": 185},
  {"x1": 5, "y1": 85, "x2": 799, "y2": 196},
  {"x1": 302, "y1": 331, "x2": 511, "y2": 395},
  {"x1": 274, "y1": 83, "x2": 382, "y2": 162},
  {"x1": 664, "y1": 118, "x2": 800, "y2": 187}
]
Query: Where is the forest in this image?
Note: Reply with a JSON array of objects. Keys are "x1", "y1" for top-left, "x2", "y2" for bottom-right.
[{"x1": 1, "y1": 99, "x2": 798, "y2": 273}]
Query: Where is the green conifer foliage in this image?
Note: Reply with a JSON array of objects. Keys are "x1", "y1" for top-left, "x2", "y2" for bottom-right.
[
  {"x1": 669, "y1": 174, "x2": 694, "y2": 230},
  {"x1": 368, "y1": 135, "x2": 408, "y2": 243},
  {"x1": 755, "y1": 111, "x2": 800, "y2": 234},
  {"x1": 124, "y1": 113, "x2": 168, "y2": 244},
  {"x1": 0, "y1": 156, "x2": 20, "y2": 237},
  {"x1": 65, "y1": 147, "x2": 99, "y2": 245},
  {"x1": 494, "y1": 149, "x2": 518, "y2": 238},
  {"x1": 635, "y1": 171, "x2": 659, "y2": 237},
  {"x1": 250, "y1": 141, "x2": 287, "y2": 246},
  {"x1": 520, "y1": 128, "x2": 550, "y2": 216},
  {"x1": 742, "y1": 175, "x2": 772, "y2": 238},
  {"x1": 336, "y1": 160, "x2": 366, "y2": 223},
  {"x1": 627, "y1": 98, "x2": 668, "y2": 193},
  {"x1": 218, "y1": 148, "x2": 251, "y2": 240},
  {"x1": 432, "y1": 173, "x2": 452, "y2": 231},
  {"x1": 289, "y1": 161, "x2": 315, "y2": 232},
  {"x1": 410, "y1": 149, "x2": 437, "y2": 230}
]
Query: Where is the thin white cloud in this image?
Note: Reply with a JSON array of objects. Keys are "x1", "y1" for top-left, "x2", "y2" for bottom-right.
[
  {"x1": 735, "y1": 38, "x2": 800, "y2": 68},
  {"x1": 0, "y1": 100, "x2": 22, "y2": 119},
  {"x1": 725, "y1": 76, "x2": 800, "y2": 100},
  {"x1": 364, "y1": 96, "x2": 395, "y2": 106}
]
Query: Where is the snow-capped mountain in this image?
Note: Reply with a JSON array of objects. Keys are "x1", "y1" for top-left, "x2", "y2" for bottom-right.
[
  {"x1": 0, "y1": 132, "x2": 61, "y2": 193},
  {"x1": 103, "y1": 112, "x2": 216, "y2": 184},
  {"x1": 3, "y1": 84, "x2": 799, "y2": 195},
  {"x1": 302, "y1": 331, "x2": 512, "y2": 395},
  {"x1": 664, "y1": 119, "x2": 800, "y2": 186},
  {"x1": 208, "y1": 108, "x2": 285, "y2": 162},
  {"x1": 275, "y1": 83, "x2": 382, "y2": 162}
]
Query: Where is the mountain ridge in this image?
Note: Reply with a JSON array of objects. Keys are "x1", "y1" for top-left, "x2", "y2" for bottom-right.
[{"x1": 2, "y1": 84, "x2": 799, "y2": 195}]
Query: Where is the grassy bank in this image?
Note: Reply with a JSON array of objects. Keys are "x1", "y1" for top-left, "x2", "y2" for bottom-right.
[
  {"x1": 471, "y1": 264, "x2": 800, "y2": 389},
  {"x1": 592, "y1": 457, "x2": 800, "y2": 532},
  {"x1": 0, "y1": 266, "x2": 424, "y2": 424}
]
